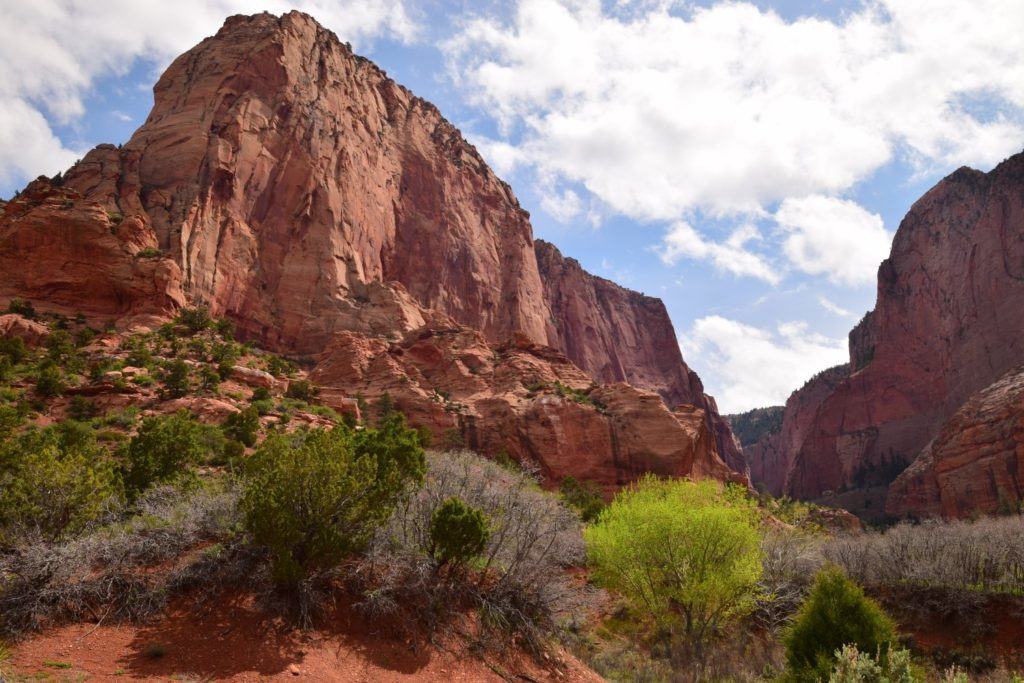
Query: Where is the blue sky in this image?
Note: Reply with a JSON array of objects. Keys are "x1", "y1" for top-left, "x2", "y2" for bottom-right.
[{"x1": 2, "y1": 0, "x2": 1023, "y2": 412}]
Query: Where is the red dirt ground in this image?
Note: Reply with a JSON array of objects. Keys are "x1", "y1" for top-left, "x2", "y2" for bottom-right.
[{"x1": 9, "y1": 594, "x2": 601, "y2": 682}]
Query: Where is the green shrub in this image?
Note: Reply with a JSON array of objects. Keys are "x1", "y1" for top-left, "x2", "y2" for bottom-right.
[
  {"x1": 45, "y1": 330, "x2": 75, "y2": 362},
  {"x1": 135, "y1": 248, "x2": 162, "y2": 259},
  {"x1": 414, "y1": 425, "x2": 433, "y2": 448},
  {"x1": 214, "y1": 318, "x2": 236, "y2": 340},
  {"x1": 176, "y1": 306, "x2": 211, "y2": 335},
  {"x1": 429, "y1": 497, "x2": 489, "y2": 570},
  {"x1": 74, "y1": 327, "x2": 96, "y2": 348},
  {"x1": 120, "y1": 411, "x2": 210, "y2": 499},
  {"x1": 67, "y1": 396, "x2": 97, "y2": 421},
  {"x1": 559, "y1": 476, "x2": 606, "y2": 522},
  {"x1": 0, "y1": 356, "x2": 11, "y2": 382},
  {"x1": 285, "y1": 379, "x2": 317, "y2": 402},
  {"x1": 162, "y1": 359, "x2": 190, "y2": 398},
  {"x1": 252, "y1": 398, "x2": 274, "y2": 416},
  {"x1": 223, "y1": 406, "x2": 260, "y2": 447},
  {"x1": 0, "y1": 336, "x2": 27, "y2": 364},
  {"x1": 251, "y1": 387, "x2": 271, "y2": 402},
  {"x1": 199, "y1": 365, "x2": 220, "y2": 391},
  {"x1": 266, "y1": 355, "x2": 292, "y2": 378},
  {"x1": 585, "y1": 476, "x2": 762, "y2": 665},
  {"x1": 35, "y1": 363, "x2": 65, "y2": 397},
  {"x1": 240, "y1": 416, "x2": 425, "y2": 587},
  {"x1": 0, "y1": 405, "x2": 23, "y2": 439},
  {"x1": 6, "y1": 298, "x2": 35, "y2": 319},
  {"x1": 124, "y1": 336, "x2": 153, "y2": 368},
  {"x1": 784, "y1": 566, "x2": 897, "y2": 682},
  {"x1": 0, "y1": 428, "x2": 121, "y2": 545},
  {"x1": 216, "y1": 359, "x2": 235, "y2": 381},
  {"x1": 223, "y1": 439, "x2": 246, "y2": 462}
]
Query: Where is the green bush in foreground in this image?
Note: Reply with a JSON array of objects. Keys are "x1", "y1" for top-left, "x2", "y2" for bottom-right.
[
  {"x1": 0, "y1": 428, "x2": 121, "y2": 545},
  {"x1": 429, "y1": 497, "x2": 489, "y2": 571},
  {"x1": 784, "y1": 566, "x2": 897, "y2": 682},
  {"x1": 120, "y1": 411, "x2": 210, "y2": 500},
  {"x1": 240, "y1": 416, "x2": 425, "y2": 586},
  {"x1": 585, "y1": 476, "x2": 762, "y2": 664}
]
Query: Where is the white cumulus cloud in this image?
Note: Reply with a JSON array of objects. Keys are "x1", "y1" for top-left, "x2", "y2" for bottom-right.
[
  {"x1": 660, "y1": 221, "x2": 780, "y2": 284},
  {"x1": 681, "y1": 315, "x2": 848, "y2": 413},
  {"x1": 775, "y1": 196, "x2": 893, "y2": 286},
  {"x1": 446, "y1": 0, "x2": 1024, "y2": 281}
]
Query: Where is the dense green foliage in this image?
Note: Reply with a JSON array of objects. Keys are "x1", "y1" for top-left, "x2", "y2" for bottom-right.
[
  {"x1": 6, "y1": 298, "x2": 35, "y2": 319},
  {"x1": 0, "y1": 336, "x2": 27, "y2": 364},
  {"x1": 285, "y1": 379, "x2": 317, "y2": 402},
  {"x1": 784, "y1": 566, "x2": 897, "y2": 682},
  {"x1": 163, "y1": 359, "x2": 190, "y2": 398},
  {"x1": 34, "y1": 362, "x2": 65, "y2": 397},
  {"x1": 585, "y1": 477, "x2": 762, "y2": 662},
  {"x1": 223, "y1": 406, "x2": 260, "y2": 447},
  {"x1": 176, "y1": 306, "x2": 212, "y2": 335},
  {"x1": 428, "y1": 497, "x2": 489, "y2": 569},
  {"x1": 120, "y1": 411, "x2": 210, "y2": 499},
  {"x1": 559, "y1": 476, "x2": 606, "y2": 522},
  {"x1": 0, "y1": 427, "x2": 121, "y2": 545},
  {"x1": 726, "y1": 406, "x2": 785, "y2": 446},
  {"x1": 240, "y1": 416, "x2": 425, "y2": 585}
]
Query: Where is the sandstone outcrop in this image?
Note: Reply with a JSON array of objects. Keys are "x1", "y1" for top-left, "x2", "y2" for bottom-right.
[
  {"x1": 311, "y1": 318, "x2": 744, "y2": 491},
  {"x1": 0, "y1": 180, "x2": 184, "y2": 321},
  {"x1": 887, "y1": 366, "x2": 1024, "y2": 518},
  {"x1": 536, "y1": 240, "x2": 744, "y2": 471},
  {"x1": 0, "y1": 11, "x2": 746, "y2": 489},
  {"x1": 746, "y1": 151, "x2": 1024, "y2": 516},
  {"x1": 0, "y1": 314, "x2": 50, "y2": 346}
]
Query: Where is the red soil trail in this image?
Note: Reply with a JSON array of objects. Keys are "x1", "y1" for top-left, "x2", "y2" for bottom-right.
[{"x1": 10, "y1": 594, "x2": 600, "y2": 682}]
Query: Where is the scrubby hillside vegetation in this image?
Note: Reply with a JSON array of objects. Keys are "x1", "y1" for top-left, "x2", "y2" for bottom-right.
[{"x1": 1, "y1": 303, "x2": 1023, "y2": 681}]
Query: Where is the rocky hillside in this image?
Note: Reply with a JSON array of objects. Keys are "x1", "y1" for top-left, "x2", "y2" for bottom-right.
[
  {"x1": 0, "y1": 11, "x2": 745, "y2": 490},
  {"x1": 746, "y1": 151, "x2": 1024, "y2": 517}
]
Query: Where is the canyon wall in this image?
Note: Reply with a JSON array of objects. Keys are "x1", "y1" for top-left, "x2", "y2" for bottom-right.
[
  {"x1": 0, "y1": 11, "x2": 746, "y2": 488},
  {"x1": 746, "y1": 151, "x2": 1024, "y2": 516}
]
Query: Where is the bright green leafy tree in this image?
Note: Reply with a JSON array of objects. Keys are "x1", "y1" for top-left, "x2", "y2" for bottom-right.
[{"x1": 585, "y1": 476, "x2": 763, "y2": 664}]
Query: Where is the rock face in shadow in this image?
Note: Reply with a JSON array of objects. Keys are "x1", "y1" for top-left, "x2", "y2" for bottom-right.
[
  {"x1": 887, "y1": 366, "x2": 1024, "y2": 518},
  {"x1": 0, "y1": 11, "x2": 747, "y2": 489},
  {"x1": 744, "y1": 365, "x2": 849, "y2": 496},
  {"x1": 746, "y1": 151, "x2": 1024, "y2": 516}
]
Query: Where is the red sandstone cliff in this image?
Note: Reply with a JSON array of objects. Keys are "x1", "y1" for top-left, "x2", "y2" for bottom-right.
[
  {"x1": 535, "y1": 239, "x2": 743, "y2": 470},
  {"x1": 0, "y1": 11, "x2": 745, "y2": 489},
  {"x1": 886, "y1": 366, "x2": 1024, "y2": 518},
  {"x1": 747, "y1": 151, "x2": 1024, "y2": 515}
]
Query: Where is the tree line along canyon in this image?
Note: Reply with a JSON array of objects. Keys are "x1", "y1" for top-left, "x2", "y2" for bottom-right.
[{"x1": 0, "y1": 10, "x2": 1022, "y2": 683}]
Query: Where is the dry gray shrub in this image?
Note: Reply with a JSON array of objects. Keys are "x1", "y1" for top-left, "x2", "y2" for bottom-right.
[
  {"x1": 350, "y1": 449, "x2": 587, "y2": 652},
  {"x1": 0, "y1": 483, "x2": 243, "y2": 639},
  {"x1": 754, "y1": 528, "x2": 825, "y2": 632},
  {"x1": 825, "y1": 516, "x2": 1024, "y2": 593},
  {"x1": 824, "y1": 515, "x2": 1024, "y2": 630}
]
